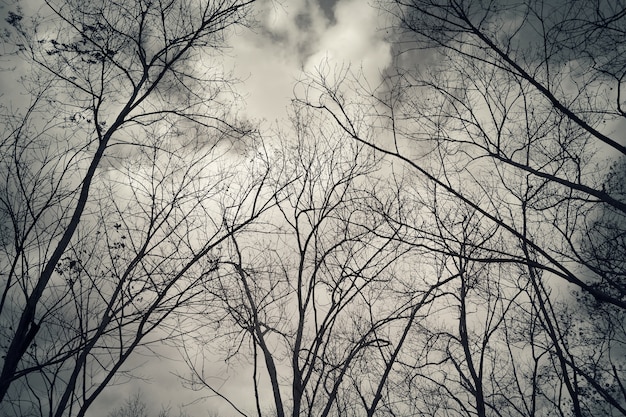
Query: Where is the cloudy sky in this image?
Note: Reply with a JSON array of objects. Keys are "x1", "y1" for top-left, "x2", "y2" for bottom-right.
[
  {"x1": 226, "y1": 0, "x2": 392, "y2": 123},
  {"x1": 0, "y1": 0, "x2": 396, "y2": 415},
  {"x1": 3, "y1": 0, "x2": 626, "y2": 416},
  {"x1": 90, "y1": 1, "x2": 395, "y2": 415}
]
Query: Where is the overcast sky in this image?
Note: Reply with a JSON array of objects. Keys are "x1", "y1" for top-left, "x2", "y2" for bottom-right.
[
  {"x1": 90, "y1": 1, "x2": 394, "y2": 416},
  {"x1": 2, "y1": 1, "x2": 626, "y2": 416},
  {"x1": 226, "y1": 0, "x2": 392, "y2": 123},
  {"x1": 0, "y1": 0, "x2": 393, "y2": 414}
]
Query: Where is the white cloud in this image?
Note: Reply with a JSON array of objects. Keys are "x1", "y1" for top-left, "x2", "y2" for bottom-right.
[
  {"x1": 306, "y1": 0, "x2": 391, "y2": 83},
  {"x1": 225, "y1": 0, "x2": 391, "y2": 123}
]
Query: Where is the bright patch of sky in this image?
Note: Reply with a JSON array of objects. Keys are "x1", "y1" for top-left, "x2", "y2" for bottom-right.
[{"x1": 227, "y1": 0, "x2": 392, "y2": 123}]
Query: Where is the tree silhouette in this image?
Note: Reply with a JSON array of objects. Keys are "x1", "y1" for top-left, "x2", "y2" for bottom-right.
[
  {"x1": 0, "y1": 0, "x2": 264, "y2": 415},
  {"x1": 298, "y1": 0, "x2": 626, "y2": 415}
]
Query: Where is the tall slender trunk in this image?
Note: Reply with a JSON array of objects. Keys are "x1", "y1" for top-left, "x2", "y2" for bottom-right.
[{"x1": 0, "y1": 139, "x2": 108, "y2": 403}]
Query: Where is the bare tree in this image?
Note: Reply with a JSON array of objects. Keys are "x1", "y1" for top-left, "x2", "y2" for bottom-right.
[
  {"x1": 178, "y1": 105, "x2": 455, "y2": 417},
  {"x1": 296, "y1": 0, "x2": 626, "y2": 415},
  {"x1": 0, "y1": 0, "x2": 266, "y2": 415}
]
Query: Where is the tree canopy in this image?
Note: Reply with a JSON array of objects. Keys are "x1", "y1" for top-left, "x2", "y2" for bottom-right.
[{"x1": 1, "y1": 0, "x2": 624, "y2": 416}]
